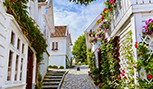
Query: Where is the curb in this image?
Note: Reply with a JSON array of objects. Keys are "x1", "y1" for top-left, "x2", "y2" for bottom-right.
[
  {"x1": 58, "y1": 70, "x2": 69, "y2": 89},
  {"x1": 88, "y1": 76, "x2": 99, "y2": 89}
]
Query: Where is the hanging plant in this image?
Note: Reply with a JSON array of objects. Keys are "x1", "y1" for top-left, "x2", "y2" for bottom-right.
[{"x1": 142, "y1": 18, "x2": 153, "y2": 35}]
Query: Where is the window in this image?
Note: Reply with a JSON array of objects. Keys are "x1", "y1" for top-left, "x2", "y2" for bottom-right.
[
  {"x1": 52, "y1": 42, "x2": 58, "y2": 50},
  {"x1": 15, "y1": 55, "x2": 19, "y2": 81},
  {"x1": 56, "y1": 42, "x2": 58, "y2": 50},
  {"x1": 17, "y1": 38, "x2": 20, "y2": 50},
  {"x1": 20, "y1": 58, "x2": 23, "y2": 80},
  {"x1": 7, "y1": 51, "x2": 13, "y2": 81},
  {"x1": 52, "y1": 42, "x2": 54, "y2": 50},
  {"x1": 10, "y1": 31, "x2": 15, "y2": 45},
  {"x1": 22, "y1": 44, "x2": 24, "y2": 54}
]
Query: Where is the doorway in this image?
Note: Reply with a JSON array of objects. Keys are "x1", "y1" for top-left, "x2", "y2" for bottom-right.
[{"x1": 26, "y1": 47, "x2": 34, "y2": 89}]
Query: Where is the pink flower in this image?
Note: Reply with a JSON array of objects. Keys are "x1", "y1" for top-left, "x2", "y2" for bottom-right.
[
  {"x1": 109, "y1": 0, "x2": 114, "y2": 3},
  {"x1": 97, "y1": 19, "x2": 101, "y2": 22},
  {"x1": 109, "y1": 9, "x2": 112, "y2": 11}
]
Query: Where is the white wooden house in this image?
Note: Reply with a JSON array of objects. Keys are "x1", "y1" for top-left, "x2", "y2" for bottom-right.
[
  {"x1": 0, "y1": 0, "x2": 38, "y2": 89},
  {"x1": 38, "y1": 0, "x2": 55, "y2": 80},
  {"x1": 85, "y1": 0, "x2": 153, "y2": 85},
  {"x1": 0, "y1": 0, "x2": 55, "y2": 89},
  {"x1": 49, "y1": 26, "x2": 72, "y2": 69}
]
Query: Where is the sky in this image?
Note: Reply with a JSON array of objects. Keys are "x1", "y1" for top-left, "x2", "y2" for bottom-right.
[{"x1": 53, "y1": 0, "x2": 105, "y2": 44}]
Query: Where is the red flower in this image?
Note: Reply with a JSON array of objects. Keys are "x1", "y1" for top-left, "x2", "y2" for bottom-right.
[
  {"x1": 140, "y1": 53, "x2": 142, "y2": 55},
  {"x1": 122, "y1": 70, "x2": 125, "y2": 73},
  {"x1": 101, "y1": 16, "x2": 104, "y2": 20},
  {"x1": 98, "y1": 51, "x2": 101, "y2": 54},
  {"x1": 134, "y1": 66, "x2": 136, "y2": 68},
  {"x1": 136, "y1": 76, "x2": 138, "y2": 78},
  {"x1": 134, "y1": 42, "x2": 137, "y2": 48},
  {"x1": 122, "y1": 74, "x2": 124, "y2": 76},
  {"x1": 98, "y1": 48, "x2": 101, "y2": 50},
  {"x1": 103, "y1": 8, "x2": 106, "y2": 12},
  {"x1": 147, "y1": 75, "x2": 152, "y2": 79},
  {"x1": 109, "y1": 9, "x2": 112, "y2": 11},
  {"x1": 127, "y1": 80, "x2": 129, "y2": 83},
  {"x1": 124, "y1": 76, "x2": 127, "y2": 79},
  {"x1": 118, "y1": 76, "x2": 121, "y2": 79},
  {"x1": 120, "y1": 72, "x2": 123, "y2": 74}
]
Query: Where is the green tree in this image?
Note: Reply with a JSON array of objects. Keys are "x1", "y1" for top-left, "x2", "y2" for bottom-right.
[
  {"x1": 69, "y1": 0, "x2": 96, "y2": 6},
  {"x1": 72, "y1": 34, "x2": 87, "y2": 63}
]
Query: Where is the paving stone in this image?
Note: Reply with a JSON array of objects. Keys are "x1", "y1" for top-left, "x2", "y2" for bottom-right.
[{"x1": 61, "y1": 65, "x2": 97, "y2": 89}]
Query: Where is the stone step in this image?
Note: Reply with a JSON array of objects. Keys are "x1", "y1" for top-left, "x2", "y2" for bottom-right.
[
  {"x1": 47, "y1": 70, "x2": 66, "y2": 73},
  {"x1": 43, "y1": 79, "x2": 61, "y2": 82},
  {"x1": 44, "y1": 76, "x2": 63, "y2": 79},
  {"x1": 42, "y1": 85, "x2": 58, "y2": 89},
  {"x1": 46, "y1": 73, "x2": 64, "y2": 76},
  {"x1": 43, "y1": 82, "x2": 60, "y2": 85}
]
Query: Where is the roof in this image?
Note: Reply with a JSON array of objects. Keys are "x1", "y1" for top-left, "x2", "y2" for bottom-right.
[
  {"x1": 50, "y1": 26, "x2": 67, "y2": 37},
  {"x1": 69, "y1": 34, "x2": 73, "y2": 45}
]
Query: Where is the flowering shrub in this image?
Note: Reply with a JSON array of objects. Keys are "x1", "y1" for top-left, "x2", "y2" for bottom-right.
[
  {"x1": 142, "y1": 18, "x2": 153, "y2": 35},
  {"x1": 136, "y1": 42, "x2": 153, "y2": 88}
]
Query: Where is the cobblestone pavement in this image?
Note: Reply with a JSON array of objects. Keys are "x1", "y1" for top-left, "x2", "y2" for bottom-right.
[{"x1": 61, "y1": 65, "x2": 97, "y2": 89}]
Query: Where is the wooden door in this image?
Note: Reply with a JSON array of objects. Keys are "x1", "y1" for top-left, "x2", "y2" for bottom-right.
[{"x1": 26, "y1": 47, "x2": 34, "y2": 89}]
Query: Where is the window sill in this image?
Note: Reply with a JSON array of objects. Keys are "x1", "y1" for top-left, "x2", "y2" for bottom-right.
[{"x1": 52, "y1": 49, "x2": 58, "y2": 51}]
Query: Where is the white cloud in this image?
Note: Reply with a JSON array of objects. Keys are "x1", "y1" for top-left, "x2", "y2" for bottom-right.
[{"x1": 53, "y1": 0, "x2": 105, "y2": 43}]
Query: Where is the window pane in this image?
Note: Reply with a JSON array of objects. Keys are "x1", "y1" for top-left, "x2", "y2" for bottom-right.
[
  {"x1": 11, "y1": 32, "x2": 15, "y2": 45},
  {"x1": 15, "y1": 55, "x2": 19, "y2": 81},
  {"x1": 20, "y1": 58, "x2": 23, "y2": 80},
  {"x1": 22, "y1": 44, "x2": 24, "y2": 54},
  {"x1": 52, "y1": 42, "x2": 54, "y2": 49},
  {"x1": 56, "y1": 42, "x2": 58, "y2": 49},
  {"x1": 17, "y1": 39, "x2": 20, "y2": 50},
  {"x1": 7, "y1": 51, "x2": 13, "y2": 81}
]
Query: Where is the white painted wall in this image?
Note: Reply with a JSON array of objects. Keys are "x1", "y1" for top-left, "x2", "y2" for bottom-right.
[
  {"x1": 49, "y1": 55, "x2": 66, "y2": 68},
  {"x1": 39, "y1": 52, "x2": 49, "y2": 79},
  {"x1": 49, "y1": 37, "x2": 67, "y2": 68}
]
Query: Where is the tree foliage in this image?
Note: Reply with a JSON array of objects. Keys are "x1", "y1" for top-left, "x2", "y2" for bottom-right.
[
  {"x1": 69, "y1": 0, "x2": 96, "y2": 6},
  {"x1": 72, "y1": 34, "x2": 87, "y2": 62}
]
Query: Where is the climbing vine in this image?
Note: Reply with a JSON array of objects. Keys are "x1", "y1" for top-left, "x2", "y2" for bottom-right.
[
  {"x1": 3, "y1": 0, "x2": 47, "y2": 60},
  {"x1": 119, "y1": 31, "x2": 135, "y2": 88},
  {"x1": 136, "y1": 40, "x2": 153, "y2": 88}
]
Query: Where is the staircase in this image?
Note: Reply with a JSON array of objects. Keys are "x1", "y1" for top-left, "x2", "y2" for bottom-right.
[{"x1": 42, "y1": 69, "x2": 66, "y2": 89}]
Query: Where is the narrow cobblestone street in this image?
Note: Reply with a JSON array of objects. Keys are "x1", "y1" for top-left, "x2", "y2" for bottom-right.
[{"x1": 61, "y1": 65, "x2": 97, "y2": 89}]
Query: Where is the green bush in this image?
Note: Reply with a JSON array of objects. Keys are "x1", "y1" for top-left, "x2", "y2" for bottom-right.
[
  {"x1": 38, "y1": 73, "x2": 42, "y2": 82},
  {"x1": 59, "y1": 66, "x2": 64, "y2": 69},
  {"x1": 52, "y1": 65, "x2": 58, "y2": 69},
  {"x1": 75, "y1": 62, "x2": 78, "y2": 65},
  {"x1": 91, "y1": 68, "x2": 99, "y2": 75},
  {"x1": 39, "y1": 81, "x2": 43, "y2": 89},
  {"x1": 48, "y1": 65, "x2": 52, "y2": 68},
  {"x1": 66, "y1": 65, "x2": 69, "y2": 68}
]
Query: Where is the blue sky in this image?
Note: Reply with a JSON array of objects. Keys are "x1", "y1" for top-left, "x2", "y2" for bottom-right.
[{"x1": 53, "y1": 0, "x2": 105, "y2": 43}]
